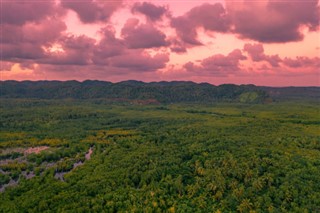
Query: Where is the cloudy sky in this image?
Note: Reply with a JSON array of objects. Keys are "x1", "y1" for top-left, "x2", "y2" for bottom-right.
[{"x1": 1, "y1": 0, "x2": 319, "y2": 86}]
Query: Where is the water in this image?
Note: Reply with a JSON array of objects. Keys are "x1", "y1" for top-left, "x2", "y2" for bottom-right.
[{"x1": 54, "y1": 147, "x2": 93, "y2": 181}]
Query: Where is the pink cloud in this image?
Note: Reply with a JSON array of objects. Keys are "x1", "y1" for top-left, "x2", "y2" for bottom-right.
[
  {"x1": 183, "y1": 44, "x2": 319, "y2": 80},
  {"x1": 242, "y1": 43, "x2": 319, "y2": 72},
  {"x1": 110, "y1": 50, "x2": 169, "y2": 71},
  {"x1": 2, "y1": 43, "x2": 44, "y2": 60},
  {"x1": 169, "y1": 39, "x2": 187, "y2": 53},
  {"x1": 60, "y1": 0, "x2": 123, "y2": 23},
  {"x1": 92, "y1": 26, "x2": 125, "y2": 65},
  {"x1": 171, "y1": 3, "x2": 230, "y2": 45},
  {"x1": 132, "y1": 2, "x2": 168, "y2": 21},
  {"x1": 2, "y1": 0, "x2": 58, "y2": 25},
  {"x1": 170, "y1": 1, "x2": 319, "y2": 45},
  {"x1": 42, "y1": 35, "x2": 96, "y2": 65},
  {"x1": 1, "y1": 0, "x2": 319, "y2": 86},
  {"x1": 243, "y1": 43, "x2": 281, "y2": 67},
  {"x1": 226, "y1": 0, "x2": 319, "y2": 42},
  {"x1": 2, "y1": 18, "x2": 66, "y2": 45},
  {"x1": 1, "y1": 19, "x2": 67, "y2": 61},
  {"x1": 0, "y1": 61, "x2": 15, "y2": 71},
  {"x1": 184, "y1": 49, "x2": 246, "y2": 76},
  {"x1": 121, "y1": 18, "x2": 168, "y2": 49},
  {"x1": 283, "y1": 57, "x2": 320, "y2": 68}
]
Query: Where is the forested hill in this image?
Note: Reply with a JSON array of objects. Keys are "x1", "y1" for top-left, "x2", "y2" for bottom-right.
[
  {"x1": 0, "y1": 80, "x2": 319, "y2": 103},
  {"x1": 261, "y1": 86, "x2": 320, "y2": 101},
  {"x1": 0, "y1": 80, "x2": 267, "y2": 103}
]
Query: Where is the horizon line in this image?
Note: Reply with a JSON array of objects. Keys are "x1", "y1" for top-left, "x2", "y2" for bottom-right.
[{"x1": 1, "y1": 79, "x2": 319, "y2": 88}]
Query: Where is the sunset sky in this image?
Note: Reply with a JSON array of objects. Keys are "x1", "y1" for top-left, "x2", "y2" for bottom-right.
[{"x1": 1, "y1": 0, "x2": 319, "y2": 86}]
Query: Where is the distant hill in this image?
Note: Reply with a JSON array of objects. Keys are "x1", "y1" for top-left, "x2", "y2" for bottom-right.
[
  {"x1": 260, "y1": 86, "x2": 320, "y2": 102},
  {"x1": 0, "y1": 80, "x2": 319, "y2": 103}
]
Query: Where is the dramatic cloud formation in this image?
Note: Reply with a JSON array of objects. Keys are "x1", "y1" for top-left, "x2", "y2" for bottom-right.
[
  {"x1": 226, "y1": 0, "x2": 319, "y2": 42},
  {"x1": 242, "y1": 43, "x2": 320, "y2": 72},
  {"x1": 1, "y1": 0, "x2": 319, "y2": 86},
  {"x1": 184, "y1": 49, "x2": 246, "y2": 76},
  {"x1": 169, "y1": 39, "x2": 187, "y2": 53},
  {"x1": 110, "y1": 50, "x2": 169, "y2": 71},
  {"x1": 171, "y1": 3, "x2": 230, "y2": 45},
  {"x1": 243, "y1": 44, "x2": 281, "y2": 67},
  {"x1": 2, "y1": 0, "x2": 58, "y2": 25},
  {"x1": 42, "y1": 35, "x2": 96, "y2": 65},
  {"x1": 2, "y1": 19, "x2": 67, "y2": 60},
  {"x1": 61, "y1": 0, "x2": 123, "y2": 23},
  {"x1": 121, "y1": 18, "x2": 168, "y2": 49},
  {"x1": 132, "y1": 2, "x2": 168, "y2": 21},
  {"x1": 91, "y1": 31, "x2": 123, "y2": 65},
  {"x1": 283, "y1": 57, "x2": 320, "y2": 69}
]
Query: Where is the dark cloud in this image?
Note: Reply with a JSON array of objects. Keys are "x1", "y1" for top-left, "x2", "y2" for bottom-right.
[
  {"x1": 1, "y1": 24, "x2": 23, "y2": 44},
  {"x1": 238, "y1": 43, "x2": 319, "y2": 73},
  {"x1": 243, "y1": 43, "x2": 265, "y2": 61},
  {"x1": 243, "y1": 43, "x2": 281, "y2": 67},
  {"x1": 282, "y1": 57, "x2": 320, "y2": 68},
  {"x1": 41, "y1": 35, "x2": 96, "y2": 65},
  {"x1": 94, "y1": 27, "x2": 169, "y2": 72},
  {"x1": 183, "y1": 62, "x2": 196, "y2": 72},
  {"x1": 0, "y1": 61, "x2": 15, "y2": 71},
  {"x1": 265, "y1": 55, "x2": 282, "y2": 67},
  {"x1": 187, "y1": 3, "x2": 230, "y2": 32},
  {"x1": 132, "y1": 2, "x2": 168, "y2": 21},
  {"x1": 171, "y1": 16, "x2": 201, "y2": 45},
  {"x1": 1, "y1": 1, "x2": 67, "y2": 62},
  {"x1": 60, "y1": 0, "x2": 122, "y2": 23},
  {"x1": 21, "y1": 19, "x2": 67, "y2": 44},
  {"x1": 170, "y1": 1, "x2": 319, "y2": 45},
  {"x1": 92, "y1": 26, "x2": 125, "y2": 65},
  {"x1": 42, "y1": 26, "x2": 168, "y2": 72},
  {"x1": 170, "y1": 39, "x2": 187, "y2": 53},
  {"x1": 2, "y1": 0, "x2": 319, "y2": 81},
  {"x1": 185, "y1": 49, "x2": 246, "y2": 76},
  {"x1": 2, "y1": 43, "x2": 45, "y2": 60},
  {"x1": 1, "y1": 19, "x2": 67, "y2": 60},
  {"x1": 171, "y1": 3, "x2": 230, "y2": 45},
  {"x1": 110, "y1": 50, "x2": 169, "y2": 71},
  {"x1": 226, "y1": 0, "x2": 319, "y2": 42},
  {"x1": 1, "y1": 0, "x2": 58, "y2": 25},
  {"x1": 1, "y1": 17, "x2": 169, "y2": 72},
  {"x1": 201, "y1": 49, "x2": 246, "y2": 73},
  {"x1": 121, "y1": 18, "x2": 168, "y2": 49}
]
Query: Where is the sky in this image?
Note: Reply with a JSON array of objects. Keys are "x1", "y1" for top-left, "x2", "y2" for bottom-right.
[{"x1": 1, "y1": 0, "x2": 319, "y2": 86}]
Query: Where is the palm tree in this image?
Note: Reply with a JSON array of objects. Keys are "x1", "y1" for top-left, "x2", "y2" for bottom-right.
[
  {"x1": 252, "y1": 178, "x2": 264, "y2": 191},
  {"x1": 207, "y1": 182, "x2": 218, "y2": 193},
  {"x1": 263, "y1": 173, "x2": 274, "y2": 187},
  {"x1": 233, "y1": 186, "x2": 244, "y2": 201},
  {"x1": 214, "y1": 191, "x2": 223, "y2": 201},
  {"x1": 244, "y1": 168, "x2": 254, "y2": 184},
  {"x1": 237, "y1": 198, "x2": 253, "y2": 213}
]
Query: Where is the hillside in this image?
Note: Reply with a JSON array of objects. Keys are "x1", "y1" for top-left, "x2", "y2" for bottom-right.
[
  {"x1": 1, "y1": 80, "x2": 319, "y2": 103},
  {"x1": 0, "y1": 80, "x2": 266, "y2": 103},
  {"x1": 260, "y1": 86, "x2": 320, "y2": 101}
]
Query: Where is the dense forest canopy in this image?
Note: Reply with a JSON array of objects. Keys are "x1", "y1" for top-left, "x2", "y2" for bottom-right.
[
  {"x1": 2, "y1": 80, "x2": 319, "y2": 103},
  {"x1": 0, "y1": 81, "x2": 319, "y2": 212},
  {"x1": 0, "y1": 80, "x2": 267, "y2": 103}
]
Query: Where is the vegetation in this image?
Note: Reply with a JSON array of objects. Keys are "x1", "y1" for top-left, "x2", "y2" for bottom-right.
[
  {"x1": 0, "y1": 80, "x2": 270, "y2": 103},
  {"x1": 2, "y1": 81, "x2": 319, "y2": 103},
  {"x1": 0, "y1": 82, "x2": 319, "y2": 212}
]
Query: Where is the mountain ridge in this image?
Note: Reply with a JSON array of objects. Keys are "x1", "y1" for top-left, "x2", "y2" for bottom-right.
[{"x1": 1, "y1": 80, "x2": 319, "y2": 103}]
